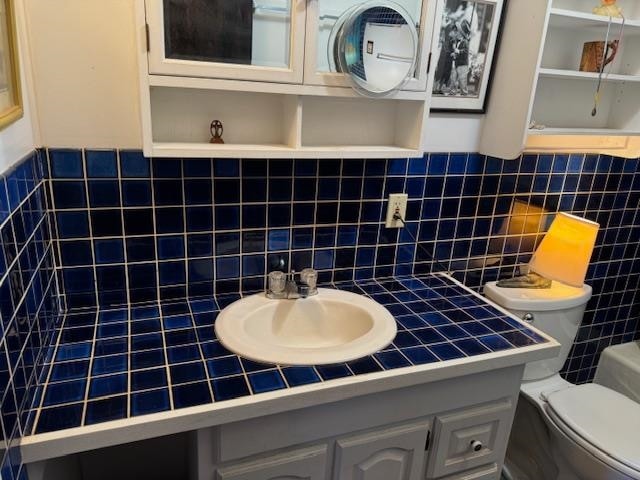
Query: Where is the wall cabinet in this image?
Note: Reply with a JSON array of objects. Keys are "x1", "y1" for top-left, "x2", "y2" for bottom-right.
[
  {"x1": 136, "y1": 0, "x2": 441, "y2": 158},
  {"x1": 480, "y1": 0, "x2": 640, "y2": 159}
]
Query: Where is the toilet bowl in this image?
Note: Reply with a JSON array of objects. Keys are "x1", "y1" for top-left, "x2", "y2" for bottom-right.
[{"x1": 484, "y1": 282, "x2": 640, "y2": 480}]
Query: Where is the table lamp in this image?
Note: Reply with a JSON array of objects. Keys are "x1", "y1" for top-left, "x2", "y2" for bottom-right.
[{"x1": 497, "y1": 212, "x2": 600, "y2": 288}]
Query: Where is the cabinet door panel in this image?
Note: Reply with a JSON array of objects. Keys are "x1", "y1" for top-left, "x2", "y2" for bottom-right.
[
  {"x1": 426, "y1": 400, "x2": 513, "y2": 479},
  {"x1": 303, "y1": 0, "x2": 436, "y2": 92},
  {"x1": 216, "y1": 445, "x2": 328, "y2": 480},
  {"x1": 334, "y1": 421, "x2": 430, "y2": 480},
  {"x1": 146, "y1": 0, "x2": 305, "y2": 84}
]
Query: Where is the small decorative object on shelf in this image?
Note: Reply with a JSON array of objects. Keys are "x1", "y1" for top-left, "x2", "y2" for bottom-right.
[
  {"x1": 209, "y1": 120, "x2": 224, "y2": 144},
  {"x1": 579, "y1": 40, "x2": 619, "y2": 73},
  {"x1": 593, "y1": 0, "x2": 623, "y2": 18}
]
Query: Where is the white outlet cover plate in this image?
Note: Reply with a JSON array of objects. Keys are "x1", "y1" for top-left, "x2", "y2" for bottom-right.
[{"x1": 385, "y1": 193, "x2": 408, "y2": 228}]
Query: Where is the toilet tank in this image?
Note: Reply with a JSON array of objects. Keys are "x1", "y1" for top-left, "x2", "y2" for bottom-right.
[
  {"x1": 594, "y1": 341, "x2": 640, "y2": 403},
  {"x1": 484, "y1": 281, "x2": 592, "y2": 381}
]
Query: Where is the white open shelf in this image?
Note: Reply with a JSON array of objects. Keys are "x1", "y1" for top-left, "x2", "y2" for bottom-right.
[
  {"x1": 538, "y1": 68, "x2": 640, "y2": 83},
  {"x1": 479, "y1": 0, "x2": 640, "y2": 158},
  {"x1": 148, "y1": 85, "x2": 425, "y2": 159},
  {"x1": 548, "y1": 8, "x2": 640, "y2": 30}
]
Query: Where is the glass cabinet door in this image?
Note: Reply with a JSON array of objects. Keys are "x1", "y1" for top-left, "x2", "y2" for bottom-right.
[
  {"x1": 146, "y1": 0, "x2": 305, "y2": 83},
  {"x1": 304, "y1": 0, "x2": 432, "y2": 91}
]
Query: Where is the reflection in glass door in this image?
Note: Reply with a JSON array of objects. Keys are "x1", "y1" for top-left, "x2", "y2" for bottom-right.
[{"x1": 147, "y1": 0, "x2": 304, "y2": 84}]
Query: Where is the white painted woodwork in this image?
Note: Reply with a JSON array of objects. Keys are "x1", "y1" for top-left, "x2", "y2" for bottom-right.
[
  {"x1": 440, "y1": 463, "x2": 499, "y2": 480},
  {"x1": 137, "y1": 0, "x2": 440, "y2": 158},
  {"x1": 426, "y1": 400, "x2": 513, "y2": 479},
  {"x1": 480, "y1": 0, "x2": 640, "y2": 159},
  {"x1": 145, "y1": 0, "x2": 306, "y2": 84},
  {"x1": 215, "y1": 445, "x2": 328, "y2": 480},
  {"x1": 333, "y1": 421, "x2": 430, "y2": 480},
  {"x1": 478, "y1": 1, "x2": 551, "y2": 159}
]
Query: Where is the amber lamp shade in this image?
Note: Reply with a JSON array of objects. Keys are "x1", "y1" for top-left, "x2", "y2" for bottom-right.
[{"x1": 528, "y1": 213, "x2": 599, "y2": 288}]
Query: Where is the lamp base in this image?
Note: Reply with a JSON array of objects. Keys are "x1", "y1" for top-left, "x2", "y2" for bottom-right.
[{"x1": 496, "y1": 272, "x2": 552, "y2": 289}]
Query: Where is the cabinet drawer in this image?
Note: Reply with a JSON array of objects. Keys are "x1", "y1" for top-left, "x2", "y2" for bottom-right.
[
  {"x1": 215, "y1": 445, "x2": 328, "y2": 480},
  {"x1": 426, "y1": 400, "x2": 513, "y2": 478},
  {"x1": 442, "y1": 463, "x2": 499, "y2": 480}
]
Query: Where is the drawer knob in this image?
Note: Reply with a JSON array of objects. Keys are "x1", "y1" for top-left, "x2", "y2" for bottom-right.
[{"x1": 470, "y1": 440, "x2": 483, "y2": 452}]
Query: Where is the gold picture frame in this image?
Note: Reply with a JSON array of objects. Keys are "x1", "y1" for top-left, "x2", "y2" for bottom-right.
[{"x1": 0, "y1": 0, "x2": 22, "y2": 131}]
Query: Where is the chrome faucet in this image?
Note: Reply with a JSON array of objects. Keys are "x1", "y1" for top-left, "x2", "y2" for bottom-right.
[{"x1": 267, "y1": 268, "x2": 318, "y2": 299}]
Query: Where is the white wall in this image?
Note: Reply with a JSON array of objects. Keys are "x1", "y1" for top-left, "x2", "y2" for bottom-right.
[
  {"x1": 0, "y1": 0, "x2": 36, "y2": 175},
  {"x1": 22, "y1": 0, "x2": 482, "y2": 152}
]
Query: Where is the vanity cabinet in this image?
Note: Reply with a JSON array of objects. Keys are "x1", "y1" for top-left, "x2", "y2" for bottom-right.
[
  {"x1": 480, "y1": 0, "x2": 640, "y2": 159},
  {"x1": 136, "y1": 0, "x2": 442, "y2": 158},
  {"x1": 190, "y1": 367, "x2": 522, "y2": 480}
]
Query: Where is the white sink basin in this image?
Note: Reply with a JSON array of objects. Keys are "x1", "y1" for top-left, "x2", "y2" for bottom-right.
[{"x1": 214, "y1": 288, "x2": 397, "y2": 365}]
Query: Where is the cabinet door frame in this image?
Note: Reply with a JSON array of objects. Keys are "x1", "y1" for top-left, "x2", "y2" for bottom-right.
[
  {"x1": 303, "y1": 0, "x2": 436, "y2": 92},
  {"x1": 145, "y1": 0, "x2": 306, "y2": 84}
]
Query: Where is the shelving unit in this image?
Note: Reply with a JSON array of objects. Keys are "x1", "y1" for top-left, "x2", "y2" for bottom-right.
[
  {"x1": 145, "y1": 85, "x2": 426, "y2": 158},
  {"x1": 136, "y1": 0, "x2": 440, "y2": 159},
  {"x1": 480, "y1": 0, "x2": 640, "y2": 159}
]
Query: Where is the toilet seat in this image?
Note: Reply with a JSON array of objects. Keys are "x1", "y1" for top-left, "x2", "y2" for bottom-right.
[{"x1": 545, "y1": 383, "x2": 640, "y2": 478}]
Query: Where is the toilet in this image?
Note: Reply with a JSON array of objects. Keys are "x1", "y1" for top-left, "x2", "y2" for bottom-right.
[{"x1": 484, "y1": 281, "x2": 640, "y2": 480}]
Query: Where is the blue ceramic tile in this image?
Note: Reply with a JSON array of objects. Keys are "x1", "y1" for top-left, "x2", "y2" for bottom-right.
[
  {"x1": 248, "y1": 370, "x2": 286, "y2": 394},
  {"x1": 131, "y1": 368, "x2": 167, "y2": 391},
  {"x1": 43, "y1": 380, "x2": 86, "y2": 406},
  {"x1": 375, "y1": 350, "x2": 410, "y2": 369},
  {"x1": 85, "y1": 396, "x2": 127, "y2": 424},
  {"x1": 429, "y1": 343, "x2": 465, "y2": 360},
  {"x1": 316, "y1": 364, "x2": 352, "y2": 380},
  {"x1": 170, "y1": 362, "x2": 206, "y2": 384},
  {"x1": 35, "y1": 404, "x2": 83, "y2": 433},
  {"x1": 131, "y1": 389, "x2": 170, "y2": 416},
  {"x1": 281, "y1": 367, "x2": 320, "y2": 386},
  {"x1": 207, "y1": 357, "x2": 242, "y2": 378},
  {"x1": 172, "y1": 382, "x2": 211, "y2": 408},
  {"x1": 86, "y1": 150, "x2": 118, "y2": 178},
  {"x1": 404, "y1": 347, "x2": 439, "y2": 365},
  {"x1": 92, "y1": 354, "x2": 128, "y2": 376},
  {"x1": 50, "y1": 150, "x2": 83, "y2": 178},
  {"x1": 478, "y1": 334, "x2": 513, "y2": 352},
  {"x1": 89, "y1": 374, "x2": 127, "y2": 398},
  {"x1": 212, "y1": 375, "x2": 251, "y2": 401},
  {"x1": 120, "y1": 151, "x2": 149, "y2": 178},
  {"x1": 348, "y1": 357, "x2": 383, "y2": 375}
]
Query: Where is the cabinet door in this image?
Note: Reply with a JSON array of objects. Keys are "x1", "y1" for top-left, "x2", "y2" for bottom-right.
[
  {"x1": 146, "y1": 0, "x2": 305, "y2": 84},
  {"x1": 216, "y1": 445, "x2": 328, "y2": 480},
  {"x1": 426, "y1": 400, "x2": 513, "y2": 479},
  {"x1": 303, "y1": 0, "x2": 436, "y2": 91},
  {"x1": 333, "y1": 421, "x2": 430, "y2": 480}
]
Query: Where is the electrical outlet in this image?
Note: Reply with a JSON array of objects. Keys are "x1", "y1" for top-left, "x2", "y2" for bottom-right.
[{"x1": 385, "y1": 193, "x2": 408, "y2": 228}]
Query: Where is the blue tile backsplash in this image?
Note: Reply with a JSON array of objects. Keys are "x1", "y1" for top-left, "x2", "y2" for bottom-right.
[
  {"x1": 0, "y1": 148, "x2": 638, "y2": 477},
  {"x1": 0, "y1": 151, "x2": 60, "y2": 479},
  {"x1": 44, "y1": 150, "x2": 640, "y2": 386}
]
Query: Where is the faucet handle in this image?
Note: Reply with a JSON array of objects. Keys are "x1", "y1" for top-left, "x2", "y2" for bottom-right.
[{"x1": 300, "y1": 268, "x2": 318, "y2": 290}]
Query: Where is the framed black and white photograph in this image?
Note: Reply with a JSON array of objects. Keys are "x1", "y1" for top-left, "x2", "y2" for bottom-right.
[{"x1": 431, "y1": 0, "x2": 505, "y2": 113}]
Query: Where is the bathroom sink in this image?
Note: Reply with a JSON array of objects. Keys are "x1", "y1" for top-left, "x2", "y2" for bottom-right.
[{"x1": 214, "y1": 289, "x2": 397, "y2": 365}]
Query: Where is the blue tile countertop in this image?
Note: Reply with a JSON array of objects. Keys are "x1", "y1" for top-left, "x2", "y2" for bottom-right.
[{"x1": 24, "y1": 273, "x2": 549, "y2": 437}]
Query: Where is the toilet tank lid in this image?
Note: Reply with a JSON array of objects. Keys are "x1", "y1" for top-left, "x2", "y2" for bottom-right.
[
  {"x1": 483, "y1": 281, "x2": 592, "y2": 311},
  {"x1": 546, "y1": 383, "x2": 640, "y2": 472}
]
